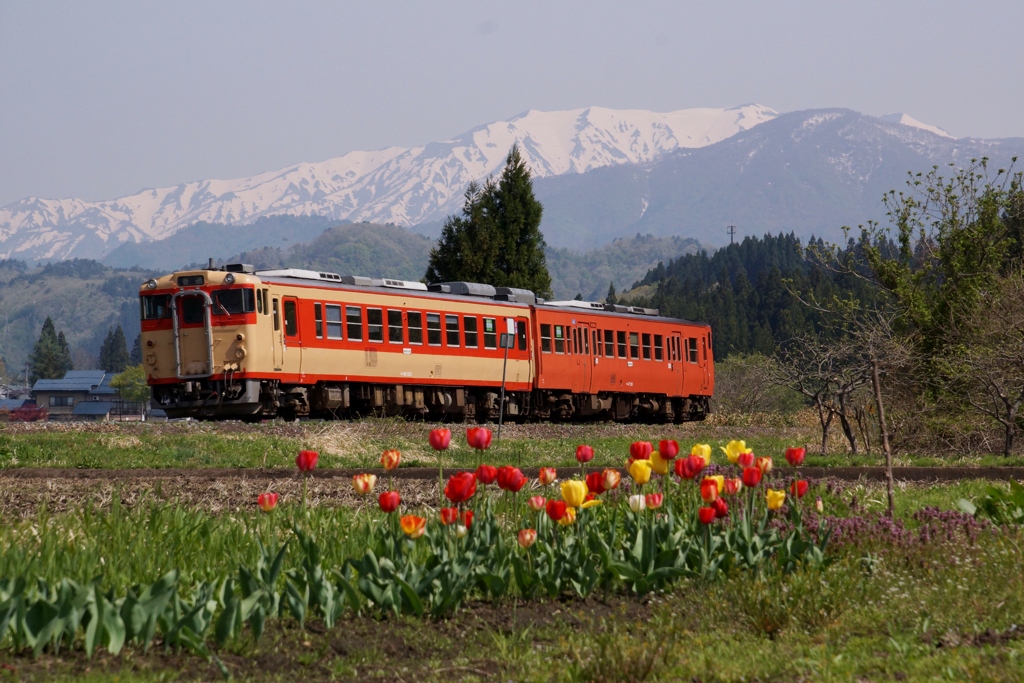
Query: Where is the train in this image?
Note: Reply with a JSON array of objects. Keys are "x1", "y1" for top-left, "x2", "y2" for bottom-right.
[{"x1": 139, "y1": 263, "x2": 714, "y2": 422}]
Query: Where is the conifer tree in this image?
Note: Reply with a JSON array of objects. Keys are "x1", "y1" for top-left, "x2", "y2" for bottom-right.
[
  {"x1": 98, "y1": 325, "x2": 130, "y2": 374},
  {"x1": 129, "y1": 333, "x2": 142, "y2": 365},
  {"x1": 606, "y1": 282, "x2": 617, "y2": 304},
  {"x1": 425, "y1": 145, "x2": 552, "y2": 298},
  {"x1": 29, "y1": 317, "x2": 65, "y2": 383}
]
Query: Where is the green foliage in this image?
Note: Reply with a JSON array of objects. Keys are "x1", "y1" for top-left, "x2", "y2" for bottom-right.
[
  {"x1": 426, "y1": 145, "x2": 553, "y2": 298},
  {"x1": 959, "y1": 479, "x2": 1024, "y2": 525},
  {"x1": 110, "y1": 365, "x2": 150, "y2": 406},
  {"x1": 29, "y1": 317, "x2": 73, "y2": 383},
  {"x1": 98, "y1": 325, "x2": 130, "y2": 374}
]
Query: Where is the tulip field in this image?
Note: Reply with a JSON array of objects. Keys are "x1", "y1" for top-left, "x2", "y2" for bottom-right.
[{"x1": 1, "y1": 420, "x2": 1024, "y2": 681}]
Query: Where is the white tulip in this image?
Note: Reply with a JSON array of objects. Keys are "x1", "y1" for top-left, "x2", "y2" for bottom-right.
[{"x1": 629, "y1": 494, "x2": 646, "y2": 513}]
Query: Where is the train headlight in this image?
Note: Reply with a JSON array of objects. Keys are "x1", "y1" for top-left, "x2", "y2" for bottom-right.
[
  {"x1": 224, "y1": 273, "x2": 235, "y2": 285},
  {"x1": 146, "y1": 354, "x2": 157, "y2": 365},
  {"x1": 145, "y1": 279, "x2": 157, "y2": 289},
  {"x1": 235, "y1": 346, "x2": 247, "y2": 359}
]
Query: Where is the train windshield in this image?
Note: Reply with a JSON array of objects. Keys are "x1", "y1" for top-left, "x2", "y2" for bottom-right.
[
  {"x1": 140, "y1": 294, "x2": 171, "y2": 320},
  {"x1": 212, "y1": 288, "x2": 256, "y2": 315}
]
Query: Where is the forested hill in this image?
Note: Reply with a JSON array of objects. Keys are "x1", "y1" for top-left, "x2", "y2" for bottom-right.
[{"x1": 629, "y1": 233, "x2": 871, "y2": 359}]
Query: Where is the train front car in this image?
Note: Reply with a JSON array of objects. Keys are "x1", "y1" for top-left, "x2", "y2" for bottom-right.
[{"x1": 139, "y1": 264, "x2": 263, "y2": 418}]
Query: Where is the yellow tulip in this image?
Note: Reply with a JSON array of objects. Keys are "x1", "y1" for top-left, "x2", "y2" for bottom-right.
[
  {"x1": 581, "y1": 499, "x2": 603, "y2": 509},
  {"x1": 561, "y1": 480, "x2": 588, "y2": 508},
  {"x1": 720, "y1": 440, "x2": 749, "y2": 464},
  {"x1": 650, "y1": 451, "x2": 670, "y2": 476},
  {"x1": 690, "y1": 443, "x2": 712, "y2": 466},
  {"x1": 766, "y1": 489, "x2": 786, "y2": 510},
  {"x1": 558, "y1": 507, "x2": 577, "y2": 526},
  {"x1": 704, "y1": 475, "x2": 725, "y2": 496},
  {"x1": 628, "y1": 459, "x2": 653, "y2": 485}
]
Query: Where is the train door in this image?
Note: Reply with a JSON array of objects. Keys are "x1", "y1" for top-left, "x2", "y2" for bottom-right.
[
  {"x1": 271, "y1": 297, "x2": 283, "y2": 371},
  {"x1": 282, "y1": 296, "x2": 302, "y2": 376},
  {"x1": 700, "y1": 334, "x2": 710, "y2": 392},
  {"x1": 580, "y1": 322, "x2": 594, "y2": 394},
  {"x1": 515, "y1": 317, "x2": 532, "y2": 385},
  {"x1": 670, "y1": 332, "x2": 684, "y2": 394}
]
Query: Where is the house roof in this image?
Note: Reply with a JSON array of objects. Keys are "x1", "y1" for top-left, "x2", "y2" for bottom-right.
[
  {"x1": 33, "y1": 371, "x2": 108, "y2": 393},
  {"x1": 0, "y1": 399, "x2": 26, "y2": 410},
  {"x1": 73, "y1": 401, "x2": 114, "y2": 416}
]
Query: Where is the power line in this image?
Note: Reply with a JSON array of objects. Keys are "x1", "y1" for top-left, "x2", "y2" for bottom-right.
[{"x1": 727, "y1": 225, "x2": 736, "y2": 244}]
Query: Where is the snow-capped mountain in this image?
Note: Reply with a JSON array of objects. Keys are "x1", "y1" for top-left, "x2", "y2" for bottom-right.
[{"x1": 0, "y1": 104, "x2": 778, "y2": 261}]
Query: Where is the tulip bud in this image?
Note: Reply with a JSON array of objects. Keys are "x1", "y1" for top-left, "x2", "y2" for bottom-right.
[
  {"x1": 737, "y1": 451, "x2": 755, "y2": 469},
  {"x1": 380, "y1": 449, "x2": 401, "y2": 471},
  {"x1": 629, "y1": 494, "x2": 647, "y2": 513},
  {"x1": 257, "y1": 492, "x2": 278, "y2": 512},
  {"x1": 353, "y1": 473, "x2": 377, "y2": 495},
  {"x1": 576, "y1": 444, "x2": 595, "y2": 464},
  {"x1": 698, "y1": 506, "x2": 716, "y2": 524},
  {"x1": 790, "y1": 480, "x2": 809, "y2": 499},
  {"x1": 378, "y1": 491, "x2": 401, "y2": 513},
  {"x1": 816, "y1": 496, "x2": 824, "y2": 514},
  {"x1": 756, "y1": 456, "x2": 773, "y2": 475},
  {"x1": 766, "y1": 489, "x2": 786, "y2": 510},
  {"x1": 785, "y1": 447, "x2": 806, "y2": 467},
  {"x1": 527, "y1": 495, "x2": 546, "y2": 512},
  {"x1": 295, "y1": 449, "x2": 319, "y2": 472},
  {"x1": 658, "y1": 440, "x2": 680, "y2": 460},
  {"x1": 440, "y1": 507, "x2": 459, "y2": 525},
  {"x1": 601, "y1": 468, "x2": 622, "y2": 490},
  {"x1": 645, "y1": 493, "x2": 664, "y2": 510},
  {"x1": 466, "y1": 426, "x2": 493, "y2": 451},
  {"x1": 538, "y1": 467, "x2": 557, "y2": 486},
  {"x1": 455, "y1": 525, "x2": 468, "y2": 538},
  {"x1": 428, "y1": 428, "x2": 452, "y2": 451},
  {"x1": 518, "y1": 528, "x2": 537, "y2": 549}
]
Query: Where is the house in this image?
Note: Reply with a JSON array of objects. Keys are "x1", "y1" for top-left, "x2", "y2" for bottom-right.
[{"x1": 31, "y1": 371, "x2": 122, "y2": 421}]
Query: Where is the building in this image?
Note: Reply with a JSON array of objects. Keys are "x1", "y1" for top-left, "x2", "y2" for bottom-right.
[{"x1": 31, "y1": 371, "x2": 122, "y2": 421}]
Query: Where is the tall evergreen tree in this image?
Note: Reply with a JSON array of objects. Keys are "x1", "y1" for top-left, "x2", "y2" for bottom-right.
[
  {"x1": 29, "y1": 317, "x2": 66, "y2": 383},
  {"x1": 129, "y1": 333, "x2": 143, "y2": 366},
  {"x1": 56, "y1": 331, "x2": 73, "y2": 375},
  {"x1": 425, "y1": 145, "x2": 552, "y2": 298},
  {"x1": 98, "y1": 325, "x2": 130, "y2": 373}
]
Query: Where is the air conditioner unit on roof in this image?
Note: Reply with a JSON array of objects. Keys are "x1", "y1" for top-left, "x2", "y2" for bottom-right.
[
  {"x1": 546, "y1": 300, "x2": 607, "y2": 311},
  {"x1": 428, "y1": 282, "x2": 496, "y2": 297}
]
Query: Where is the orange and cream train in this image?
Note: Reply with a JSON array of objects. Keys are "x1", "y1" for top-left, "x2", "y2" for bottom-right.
[{"x1": 139, "y1": 263, "x2": 714, "y2": 421}]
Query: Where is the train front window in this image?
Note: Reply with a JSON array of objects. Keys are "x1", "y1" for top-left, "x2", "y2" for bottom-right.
[
  {"x1": 141, "y1": 294, "x2": 170, "y2": 320},
  {"x1": 212, "y1": 288, "x2": 255, "y2": 315},
  {"x1": 182, "y1": 296, "x2": 206, "y2": 325}
]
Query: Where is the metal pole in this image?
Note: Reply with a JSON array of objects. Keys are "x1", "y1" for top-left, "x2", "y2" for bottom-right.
[{"x1": 497, "y1": 342, "x2": 509, "y2": 440}]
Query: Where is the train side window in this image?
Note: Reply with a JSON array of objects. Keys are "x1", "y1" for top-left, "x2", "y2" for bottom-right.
[
  {"x1": 687, "y1": 337, "x2": 698, "y2": 363},
  {"x1": 426, "y1": 313, "x2": 442, "y2": 346},
  {"x1": 605, "y1": 330, "x2": 614, "y2": 357},
  {"x1": 642, "y1": 333, "x2": 652, "y2": 360},
  {"x1": 464, "y1": 315, "x2": 478, "y2": 348},
  {"x1": 540, "y1": 324, "x2": 552, "y2": 353},
  {"x1": 517, "y1": 320, "x2": 527, "y2": 350},
  {"x1": 273, "y1": 298, "x2": 280, "y2": 331},
  {"x1": 325, "y1": 304, "x2": 342, "y2": 339},
  {"x1": 367, "y1": 308, "x2": 383, "y2": 342},
  {"x1": 483, "y1": 318, "x2": 497, "y2": 349},
  {"x1": 592, "y1": 330, "x2": 600, "y2": 356},
  {"x1": 388, "y1": 309, "x2": 403, "y2": 344},
  {"x1": 616, "y1": 331, "x2": 626, "y2": 358},
  {"x1": 445, "y1": 314, "x2": 460, "y2": 347},
  {"x1": 583, "y1": 327, "x2": 589, "y2": 354},
  {"x1": 569, "y1": 327, "x2": 575, "y2": 355},
  {"x1": 256, "y1": 292, "x2": 264, "y2": 315},
  {"x1": 703, "y1": 337, "x2": 708, "y2": 362},
  {"x1": 629, "y1": 332, "x2": 640, "y2": 359},
  {"x1": 346, "y1": 306, "x2": 363, "y2": 341},
  {"x1": 314, "y1": 303, "x2": 323, "y2": 338},
  {"x1": 408, "y1": 311, "x2": 423, "y2": 344},
  {"x1": 554, "y1": 325, "x2": 565, "y2": 354},
  {"x1": 284, "y1": 300, "x2": 298, "y2": 337},
  {"x1": 654, "y1": 334, "x2": 663, "y2": 361}
]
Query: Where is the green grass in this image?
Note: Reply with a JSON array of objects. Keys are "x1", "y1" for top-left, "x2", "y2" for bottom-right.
[{"x1": 3, "y1": 418, "x2": 1024, "y2": 470}]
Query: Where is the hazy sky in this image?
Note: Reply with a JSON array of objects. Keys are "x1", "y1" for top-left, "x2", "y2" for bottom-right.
[{"x1": 2, "y1": 1, "x2": 1022, "y2": 206}]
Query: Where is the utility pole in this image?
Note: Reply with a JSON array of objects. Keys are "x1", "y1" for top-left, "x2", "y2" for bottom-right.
[{"x1": 727, "y1": 225, "x2": 736, "y2": 244}]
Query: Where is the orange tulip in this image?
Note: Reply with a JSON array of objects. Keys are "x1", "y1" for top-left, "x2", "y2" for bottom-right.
[
  {"x1": 380, "y1": 449, "x2": 401, "y2": 471},
  {"x1": 723, "y1": 477, "x2": 743, "y2": 496},
  {"x1": 400, "y1": 515, "x2": 426, "y2": 538},
  {"x1": 538, "y1": 467, "x2": 557, "y2": 485},
  {"x1": 756, "y1": 456, "x2": 773, "y2": 475},
  {"x1": 518, "y1": 528, "x2": 537, "y2": 549}
]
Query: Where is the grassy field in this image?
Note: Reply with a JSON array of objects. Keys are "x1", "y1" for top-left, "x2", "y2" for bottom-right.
[{"x1": 2, "y1": 416, "x2": 1024, "y2": 470}]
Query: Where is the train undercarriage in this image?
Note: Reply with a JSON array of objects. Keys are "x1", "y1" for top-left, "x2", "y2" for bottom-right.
[{"x1": 152, "y1": 378, "x2": 710, "y2": 423}]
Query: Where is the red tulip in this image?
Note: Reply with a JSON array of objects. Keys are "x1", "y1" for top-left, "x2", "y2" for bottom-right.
[
  {"x1": 645, "y1": 493, "x2": 664, "y2": 510},
  {"x1": 538, "y1": 467, "x2": 557, "y2": 485},
  {"x1": 378, "y1": 491, "x2": 400, "y2": 513},
  {"x1": 460, "y1": 510, "x2": 474, "y2": 528},
  {"x1": 585, "y1": 471, "x2": 606, "y2": 495},
  {"x1": 742, "y1": 467, "x2": 762, "y2": 488},
  {"x1": 527, "y1": 495, "x2": 546, "y2": 511},
  {"x1": 700, "y1": 478, "x2": 719, "y2": 503},
  {"x1": 629, "y1": 441, "x2": 653, "y2": 461},
  {"x1": 497, "y1": 465, "x2": 527, "y2": 492},
  {"x1": 440, "y1": 507, "x2": 459, "y2": 525},
  {"x1": 475, "y1": 464, "x2": 498, "y2": 485},
  {"x1": 698, "y1": 507, "x2": 716, "y2": 525},
  {"x1": 712, "y1": 497, "x2": 729, "y2": 518},
  {"x1": 257, "y1": 492, "x2": 278, "y2": 512},
  {"x1": 674, "y1": 455, "x2": 705, "y2": 480},
  {"x1": 295, "y1": 450, "x2": 319, "y2": 472},
  {"x1": 429, "y1": 428, "x2": 452, "y2": 451},
  {"x1": 444, "y1": 472, "x2": 477, "y2": 504},
  {"x1": 790, "y1": 480, "x2": 809, "y2": 499},
  {"x1": 467, "y1": 426, "x2": 493, "y2": 451},
  {"x1": 658, "y1": 440, "x2": 680, "y2": 460},
  {"x1": 545, "y1": 499, "x2": 567, "y2": 522},
  {"x1": 723, "y1": 477, "x2": 743, "y2": 496},
  {"x1": 785, "y1": 447, "x2": 806, "y2": 467},
  {"x1": 576, "y1": 444, "x2": 595, "y2": 464},
  {"x1": 737, "y1": 451, "x2": 755, "y2": 469}
]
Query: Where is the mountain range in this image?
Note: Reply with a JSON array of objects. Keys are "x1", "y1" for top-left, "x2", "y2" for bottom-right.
[{"x1": 3, "y1": 104, "x2": 1023, "y2": 263}]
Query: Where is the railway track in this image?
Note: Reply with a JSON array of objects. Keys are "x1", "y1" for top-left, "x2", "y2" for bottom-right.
[{"x1": 2, "y1": 466, "x2": 1022, "y2": 482}]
